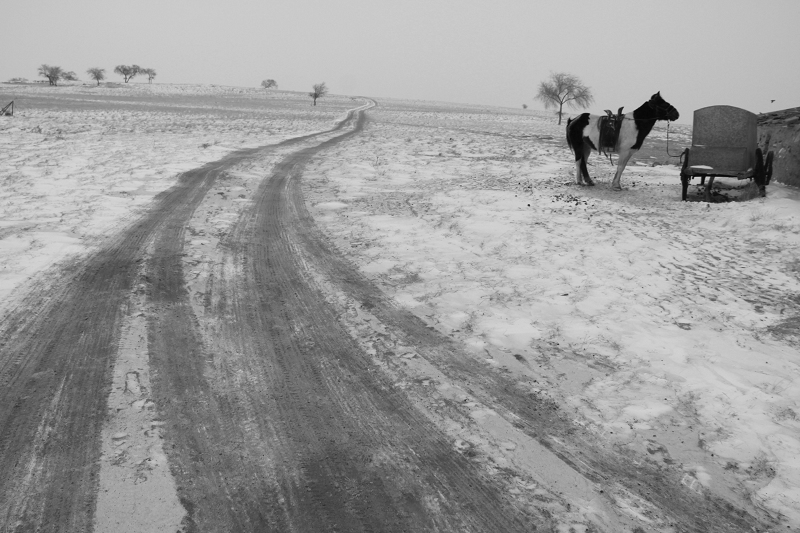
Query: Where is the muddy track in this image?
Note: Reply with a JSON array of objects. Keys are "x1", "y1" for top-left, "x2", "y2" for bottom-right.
[
  {"x1": 258, "y1": 125, "x2": 774, "y2": 531},
  {"x1": 0, "y1": 108, "x2": 365, "y2": 532},
  {"x1": 147, "y1": 106, "x2": 542, "y2": 531},
  {"x1": 0, "y1": 171, "x2": 170, "y2": 531}
]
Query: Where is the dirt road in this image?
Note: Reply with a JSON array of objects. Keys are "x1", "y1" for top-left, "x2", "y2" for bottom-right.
[{"x1": 0, "y1": 102, "x2": 776, "y2": 532}]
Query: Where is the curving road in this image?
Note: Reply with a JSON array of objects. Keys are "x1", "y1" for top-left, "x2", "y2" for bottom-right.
[{"x1": 0, "y1": 102, "x2": 775, "y2": 532}]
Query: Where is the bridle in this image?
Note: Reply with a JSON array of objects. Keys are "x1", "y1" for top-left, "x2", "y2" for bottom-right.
[
  {"x1": 649, "y1": 100, "x2": 683, "y2": 158},
  {"x1": 648, "y1": 99, "x2": 677, "y2": 121}
]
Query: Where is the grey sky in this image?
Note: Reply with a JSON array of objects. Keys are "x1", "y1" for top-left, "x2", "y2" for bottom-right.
[{"x1": 3, "y1": 0, "x2": 798, "y2": 121}]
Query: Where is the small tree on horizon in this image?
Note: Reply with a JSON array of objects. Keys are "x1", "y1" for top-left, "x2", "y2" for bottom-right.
[
  {"x1": 62, "y1": 71, "x2": 78, "y2": 82},
  {"x1": 309, "y1": 82, "x2": 328, "y2": 106},
  {"x1": 261, "y1": 79, "x2": 277, "y2": 90},
  {"x1": 140, "y1": 68, "x2": 157, "y2": 83},
  {"x1": 522, "y1": 104, "x2": 528, "y2": 109},
  {"x1": 114, "y1": 64, "x2": 141, "y2": 83},
  {"x1": 535, "y1": 72, "x2": 594, "y2": 125},
  {"x1": 86, "y1": 68, "x2": 106, "y2": 86},
  {"x1": 38, "y1": 64, "x2": 63, "y2": 86}
]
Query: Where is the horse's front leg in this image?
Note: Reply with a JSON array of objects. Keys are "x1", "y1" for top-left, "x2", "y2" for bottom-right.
[{"x1": 611, "y1": 149, "x2": 635, "y2": 190}]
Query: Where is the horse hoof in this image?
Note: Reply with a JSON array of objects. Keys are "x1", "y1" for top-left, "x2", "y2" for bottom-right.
[{"x1": 612, "y1": 186, "x2": 622, "y2": 191}]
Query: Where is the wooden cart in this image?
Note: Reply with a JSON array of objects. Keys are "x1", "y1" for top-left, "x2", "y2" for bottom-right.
[{"x1": 679, "y1": 105, "x2": 773, "y2": 201}]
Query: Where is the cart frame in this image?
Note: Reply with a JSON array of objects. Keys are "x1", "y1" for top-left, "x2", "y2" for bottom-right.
[{"x1": 679, "y1": 105, "x2": 773, "y2": 201}]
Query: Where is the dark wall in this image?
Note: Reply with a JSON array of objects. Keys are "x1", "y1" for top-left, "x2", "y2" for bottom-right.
[{"x1": 758, "y1": 108, "x2": 800, "y2": 188}]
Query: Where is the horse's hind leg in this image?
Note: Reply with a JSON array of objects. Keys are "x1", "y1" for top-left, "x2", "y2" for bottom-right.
[
  {"x1": 573, "y1": 148, "x2": 585, "y2": 185},
  {"x1": 580, "y1": 143, "x2": 594, "y2": 186},
  {"x1": 611, "y1": 150, "x2": 635, "y2": 190}
]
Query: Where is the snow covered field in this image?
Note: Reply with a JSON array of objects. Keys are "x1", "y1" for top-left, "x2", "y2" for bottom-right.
[
  {"x1": 302, "y1": 98, "x2": 800, "y2": 526},
  {"x1": 2, "y1": 83, "x2": 799, "y2": 527},
  {"x1": 0, "y1": 82, "x2": 355, "y2": 313}
]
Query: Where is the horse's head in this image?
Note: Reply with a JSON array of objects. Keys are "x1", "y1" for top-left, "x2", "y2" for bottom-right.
[{"x1": 649, "y1": 92, "x2": 680, "y2": 121}]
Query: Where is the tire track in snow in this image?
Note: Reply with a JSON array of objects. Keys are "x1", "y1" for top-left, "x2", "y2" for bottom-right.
[
  {"x1": 0, "y1": 106, "x2": 368, "y2": 532},
  {"x1": 146, "y1": 102, "x2": 547, "y2": 531}
]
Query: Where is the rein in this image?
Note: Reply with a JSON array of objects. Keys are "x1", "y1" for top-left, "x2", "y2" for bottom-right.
[
  {"x1": 652, "y1": 102, "x2": 684, "y2": 159},
  {"x1": 665, "y1": 121, "x2": 685, "y2": 159}
]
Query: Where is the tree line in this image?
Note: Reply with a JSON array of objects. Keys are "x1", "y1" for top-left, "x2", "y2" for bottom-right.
[
  {"x1": 36, "y1": 64, "x2": 156, "y2": 86},
  {"x1": 30, "y1": 64, "x2": 589, "y2": 119},
  {"x1": 33, "y1": 67, "x2": 327, "y2": 107}
]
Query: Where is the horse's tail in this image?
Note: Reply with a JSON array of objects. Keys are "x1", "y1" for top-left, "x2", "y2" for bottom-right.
[
  {"x1": 566, "y1": 117, "x2": 574, "y2": 154},
  {"x1": 566, "y1": 113, "x2": 590, "y2": 159}
]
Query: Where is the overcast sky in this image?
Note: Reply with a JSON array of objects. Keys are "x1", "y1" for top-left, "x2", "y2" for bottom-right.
[{"x1": 3, "y1": 0, "x2": 799, "y2": 122}]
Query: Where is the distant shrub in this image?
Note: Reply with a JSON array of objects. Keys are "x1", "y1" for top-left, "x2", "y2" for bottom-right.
[
  {"x1": 38, "y1": 64, "x2": 64, "y2": 86},
  {"x1": 86, "y1": 68, "x2": 106, "y2": 86},
  {"x1": 114, "y1": 65, "x2": 141, "y2": 83},
  {"x1": 309, "y1": 82, "x2": 328, "y2": 106},
  {"x1": 140, "y1": 68, "x2": 157, "y2": 83}
]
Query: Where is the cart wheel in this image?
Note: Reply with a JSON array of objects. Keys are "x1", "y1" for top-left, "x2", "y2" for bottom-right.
[
  {"x1": 765, "y1": 150, "x2": 774, "y2": 185},
  {"x1": 754, "y1": 148, "x2": 766, "y2": 197},
  {"x1": 680, "y1": 148, "x2": 690, "y2": 201}
]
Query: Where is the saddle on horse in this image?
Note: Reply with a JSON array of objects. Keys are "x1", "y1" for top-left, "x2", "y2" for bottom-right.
[{"x1": 598, "y1": 107, "x2": 625, "y2": 156}]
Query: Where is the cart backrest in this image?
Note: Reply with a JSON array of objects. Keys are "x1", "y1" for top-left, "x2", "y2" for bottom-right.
[{"x1": 691, "y1": 105, "x2": 757, "y2": 173}]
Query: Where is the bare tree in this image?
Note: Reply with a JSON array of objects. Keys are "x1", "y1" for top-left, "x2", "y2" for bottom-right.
[
  {"x1": 139, "y1": 68, "x2": 156, "y2": 83},
  {"x1": 38, "y1": 64, "x2": 63, "y2": 86},
  {"x1": 62, "y1": 71, "x2": 78, "y2": 82},
  {"x1": 535, "y1": 72, "x2": 594, "y2": 125},
  {"x1": 114, "y1": 64, "x2": 141, "y2": 83},
  {"x1": 261, "y1": 79, "x2": 277, "y2": 90},
  {"x1": 86, "y1": 68, "x2": 106, "y2": 86},
  {"x1": 309, "y1": 82, "x2": 328, "y2": 106}
]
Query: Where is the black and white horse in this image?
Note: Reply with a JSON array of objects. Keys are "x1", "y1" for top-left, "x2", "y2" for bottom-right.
[{"x1": 566, "y1": 92, "x2": 679, "y2": 190}]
